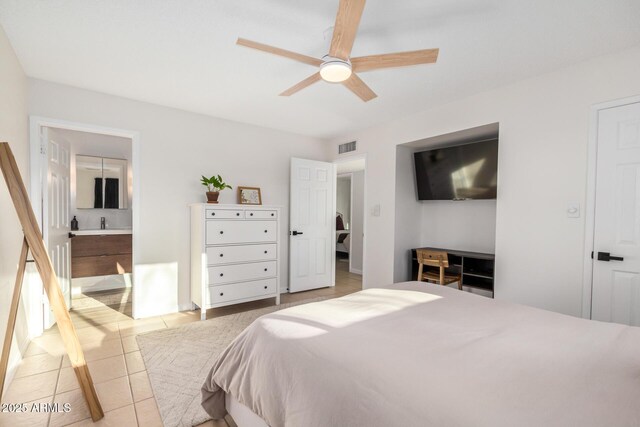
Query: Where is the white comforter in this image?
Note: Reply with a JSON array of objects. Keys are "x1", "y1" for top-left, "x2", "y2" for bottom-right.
[{"x1": 202, "y1": 282, "x2": 640, "y2": 427}]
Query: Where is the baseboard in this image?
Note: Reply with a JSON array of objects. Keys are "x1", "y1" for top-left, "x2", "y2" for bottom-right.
[
  {"x1": 178, "y1": 303, "x2": 195, "y2": 312},
  {"x1": 349, "y1": 268, "x2": 362, "y2": 275}
]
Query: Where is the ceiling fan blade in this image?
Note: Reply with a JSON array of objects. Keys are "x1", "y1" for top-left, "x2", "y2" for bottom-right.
[
  {"x1": 342, "y1": 73, "x2": 377, "y2": 102},
  {"x1": 280, "y1": 73, "x2": 322, "y2": 96},
  {"x1": 237, "y1": 38, "x2": 322, "y2": 67},
  {"x1": 329, "y1": 0, "x2": 366, "y2": 60},
  {"x1": 351, "y1": 48, "x2": 439, "y2": 72}
]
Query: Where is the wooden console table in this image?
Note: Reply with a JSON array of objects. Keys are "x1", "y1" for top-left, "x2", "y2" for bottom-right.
[{"x1": 411, "y1": 247, "x2": 495, "y2": 298}]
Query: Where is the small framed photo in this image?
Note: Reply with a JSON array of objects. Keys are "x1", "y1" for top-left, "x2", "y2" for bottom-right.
[{"x1": 238, "y1": 187, "x2": 262, "y2": 205}]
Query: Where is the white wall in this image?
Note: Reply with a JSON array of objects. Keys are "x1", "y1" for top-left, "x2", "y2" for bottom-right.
[
  {"x1": 420, "y1": 201, "x2": 496, "y2": 254},
  {"x1": 29, "y1": 79, "x2": 331, "y2": 317},
  {"x1": 336, "y1": 175, "x2": 351, "y2": 227},
  {"x1": 393, "y1": 145, "x2": 426, "y2": 282},
  {"x1": 0, "y1": 24, "x2": 31, "y2": 390},
  {"x1": 48, "y1": 128, "x2": 133, "y2": 230},
  {"x1": 350, "y1": 170, "x2": 364, "y2": 274},
  {"x1": 333, "y1": 45, "x2": 640, "y2": 318}
]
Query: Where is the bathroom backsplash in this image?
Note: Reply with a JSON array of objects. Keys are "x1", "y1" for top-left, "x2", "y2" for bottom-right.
[{"x1": 71, "y1": 208, "x2": 132, "y2": 230}]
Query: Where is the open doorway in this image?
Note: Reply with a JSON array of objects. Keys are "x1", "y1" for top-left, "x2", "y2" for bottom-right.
[
  {"x1": 30, "y1": 117, "x2": 138, "y2": 333},
  {"x1": 334, "y1": 156, "x2": 366, "y2": 291}
]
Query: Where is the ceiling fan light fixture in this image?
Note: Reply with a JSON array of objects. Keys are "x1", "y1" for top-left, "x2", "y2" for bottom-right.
[{"x1": 320, "y1": 57, "x2": 352, "y2": 83}]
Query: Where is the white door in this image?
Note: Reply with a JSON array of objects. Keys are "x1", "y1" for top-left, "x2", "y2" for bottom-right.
[
  {"x1": 42, "y1": 128, "x2": 72, "y2": 328},
  {"x1": 289, "y1": 158, "x2": 336, "y2": 292},
  {"x1": 591, "y1": 101, "x2": 640, "y2": 326}
]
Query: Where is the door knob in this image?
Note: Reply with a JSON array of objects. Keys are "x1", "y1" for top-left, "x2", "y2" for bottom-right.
[
  {"x1": 291, "y1": 230, "x2": 304, "y2": 236},
  {"x1": 597, "y1": 252, "x2": 624, "y2": 262}
]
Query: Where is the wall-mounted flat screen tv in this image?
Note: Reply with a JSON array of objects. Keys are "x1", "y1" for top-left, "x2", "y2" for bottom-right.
[{"x1": 414, "y1": 139, "x2": 498, "y2": 200}]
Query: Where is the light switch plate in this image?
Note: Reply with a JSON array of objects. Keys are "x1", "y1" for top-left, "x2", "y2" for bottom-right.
[{"x1": 567, "y1": 202, "x2": 580, "y2": 218}]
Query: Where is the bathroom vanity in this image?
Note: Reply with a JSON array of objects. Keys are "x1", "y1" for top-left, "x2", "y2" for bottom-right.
[{"x1": 71, "y1": 229, "x2": 132, "y2": 278}]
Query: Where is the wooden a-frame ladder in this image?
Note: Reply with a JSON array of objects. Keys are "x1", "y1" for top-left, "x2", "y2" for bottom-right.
[{"x1": 0, "y1": 142, "x2": 103, "y2": 421}]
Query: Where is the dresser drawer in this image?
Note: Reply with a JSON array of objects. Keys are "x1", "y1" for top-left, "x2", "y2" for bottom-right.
[
  {"x1": 206, "y1": 244, "x2": 276, "y2": 265},
  {"x1": 206, "y1": 209, "x2": 244, "y2": 219},
  {"x1": 245, "y1": 210, "x2": 277, "y2": 220},
  {"x1": 206, "y1": 220, "x2": 276, "y2": 245},
  {"x1": 208, "y1": 260, "x2": 276, "y2": 285},
  {"x1": 207, "y1": 279, "x2": 277, "y2": 305}
]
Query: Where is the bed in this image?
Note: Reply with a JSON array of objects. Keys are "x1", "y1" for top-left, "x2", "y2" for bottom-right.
[
  {"x1": 336, "y1": 213, "x2": 350, "y2": 253},
  {"x1": 202, "y1": 282, "x2": 640, "y2": 427},
  {"x1": 336, "y1": 230, "x2": 350, "y2": 253}
]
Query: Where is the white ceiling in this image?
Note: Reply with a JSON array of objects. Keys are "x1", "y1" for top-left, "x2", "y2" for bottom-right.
[{"x1": 1, "y1": 1, "x2": 639, "y2": 139}]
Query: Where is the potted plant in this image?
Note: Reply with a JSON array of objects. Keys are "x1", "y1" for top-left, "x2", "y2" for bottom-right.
[{"x1": 201, "y1": 174, "x2": 232, "y2": 204}]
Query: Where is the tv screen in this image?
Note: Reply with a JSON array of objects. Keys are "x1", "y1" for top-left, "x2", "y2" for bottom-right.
[{"x1": 414, "y1": 139, "x2": 498, "y2": 200}]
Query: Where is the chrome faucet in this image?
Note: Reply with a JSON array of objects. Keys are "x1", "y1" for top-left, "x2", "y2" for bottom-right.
[{"x1": 100, "y1": 217, "x2": 106, "y2": 230}]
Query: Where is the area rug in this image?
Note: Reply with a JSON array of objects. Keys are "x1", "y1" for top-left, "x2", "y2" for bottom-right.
[{"x1": 136, "y1": 298, "x2": 326, "y2": 427}]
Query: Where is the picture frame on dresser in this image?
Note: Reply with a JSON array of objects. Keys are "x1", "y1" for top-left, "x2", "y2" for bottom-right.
[
  {"x1": 237, "y1": 186, "x2": 262, "y2": 205},
  {"x1": 190, "y1": 204, "x2": 281, "y2": 320}
]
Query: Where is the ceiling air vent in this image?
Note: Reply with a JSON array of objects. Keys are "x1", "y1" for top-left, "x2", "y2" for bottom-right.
[{"x1": 338, "y1": 141, "x2": 356, "y2": 154}]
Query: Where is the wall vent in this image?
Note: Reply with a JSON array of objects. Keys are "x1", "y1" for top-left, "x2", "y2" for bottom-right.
[{"x1": 338, "y1": 141, "x2": 356, "y2": 154}]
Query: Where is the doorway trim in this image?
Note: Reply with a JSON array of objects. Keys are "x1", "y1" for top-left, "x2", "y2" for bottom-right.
[
  {"x1": 333, "y1": 153, "x2": 367, "y2": 288},
  {"x1": 581, "y1": 94, "x2": 640, "y2": 320},
  {"x1": 29, "y1": 116, "x2": 141, "y2": 328}
]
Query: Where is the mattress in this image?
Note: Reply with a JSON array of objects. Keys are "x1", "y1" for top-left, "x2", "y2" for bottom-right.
[{"x1": 202, "y1": 281, "x2": 640, "y2": 427}]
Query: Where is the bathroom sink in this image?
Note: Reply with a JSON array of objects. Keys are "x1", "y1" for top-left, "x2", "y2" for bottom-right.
[{"x1": 73, "y1": 228, "x2": 132, "y2": 236}]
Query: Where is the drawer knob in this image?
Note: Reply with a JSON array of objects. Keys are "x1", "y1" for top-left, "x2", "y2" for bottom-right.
[
  {"x1": 271, "y1": 213, "x2": 274, "y2": 217},
  {"x1": 264, "y1": 230, "x2": 267, "y2": 233},
  {"x1": 211, "y1": 212, "x2": 215, "y2": 216},
  {"x1": 264, "y1": 250, "x2": 268, "y2": 254},
  {"x1": 236, "y1": 212, "x2": 240, "y2": 216},
  {"x1": 264, "y1": 286, "x2": 268, "y2": 289},
  {"x1": 264, "y1": 268, "x2": 268, "y2": 271},
  {"x1": 219, "y1": 273, "x2": 224, "y2": 277},
  {"x1": 250, "y1": 213, "x2": 254, "y2": 216},
  {"x1": 220, "y1": 292, "x2": 224, "y2": 296},
  {"x1": 219, "y1": 231, "x2": 224, "y2": 234},
  {"x1": 219, "y1": 253, "x2": 224, "y2": 257}
]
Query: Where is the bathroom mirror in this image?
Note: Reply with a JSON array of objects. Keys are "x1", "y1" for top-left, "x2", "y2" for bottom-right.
[{"x1": 76, "y1": 155, "x2": 128, "y2": 209}]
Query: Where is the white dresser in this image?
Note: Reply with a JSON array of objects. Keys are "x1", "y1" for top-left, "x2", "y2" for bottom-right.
[{"x1": 190, "y1": 204, "x2": 281, "y2": 320}]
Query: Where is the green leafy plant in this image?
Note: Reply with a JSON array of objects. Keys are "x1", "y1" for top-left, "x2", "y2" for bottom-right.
[{"x1": 201, "y1": 175, "x2": 232, "y2": 192}]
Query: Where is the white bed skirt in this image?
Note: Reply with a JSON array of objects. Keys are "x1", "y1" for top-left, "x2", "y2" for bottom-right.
[{"x1": 226, "y1": 393, "x2": 268, "y2": 427}]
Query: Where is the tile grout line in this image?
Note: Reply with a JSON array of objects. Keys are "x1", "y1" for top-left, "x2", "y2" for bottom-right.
[
  {"x1": 46, "y1": 354, "x2": 64, "y2": 427},
  {"x1": 126, "y1": 338, "x2": 141, "y2": 427}
]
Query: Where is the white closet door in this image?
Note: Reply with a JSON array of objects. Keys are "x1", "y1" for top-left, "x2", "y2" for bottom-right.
[
  {"x1": 591, "y1": 101, "x2": 640, "y2": 326},
  {"x1": 289, "y1": 158, "x2": 336, "y2": 292}
]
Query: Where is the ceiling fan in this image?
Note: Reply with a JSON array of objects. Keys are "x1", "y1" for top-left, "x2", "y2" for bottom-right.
[{"x1": 236, "y1": 0, "x2": 439, "y2": 102}]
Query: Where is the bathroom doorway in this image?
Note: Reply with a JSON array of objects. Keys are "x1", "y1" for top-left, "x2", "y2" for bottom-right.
[{"x1": 30, "y1": 117, "x2": 139, "y2": 333}]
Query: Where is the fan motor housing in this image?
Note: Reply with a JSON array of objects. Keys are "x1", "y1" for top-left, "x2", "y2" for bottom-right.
[{"x1": 320, "y1": 56, "x2": 352, "y2": 83}]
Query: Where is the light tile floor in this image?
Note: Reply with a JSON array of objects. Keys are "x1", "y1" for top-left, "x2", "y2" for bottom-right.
[{"x1": 1, "y1": 263, "x2": 362, "y2": 426}]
